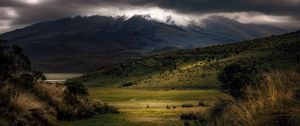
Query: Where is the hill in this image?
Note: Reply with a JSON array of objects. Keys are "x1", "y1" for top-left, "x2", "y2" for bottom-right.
[
  {"x1": 0, "y1": 15, "x2": 285, "y2": 72},
  {"x1": 74, "y1": 31, "x2": 300, "y2": 89}
]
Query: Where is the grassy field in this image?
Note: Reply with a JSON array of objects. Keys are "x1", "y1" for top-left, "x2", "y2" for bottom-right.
[{"x1": 60, "y1": 88, "x2": 226, "y2": 126}]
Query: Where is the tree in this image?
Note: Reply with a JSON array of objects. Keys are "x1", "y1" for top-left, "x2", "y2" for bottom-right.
[{"x1": 0, "y1": 40, "x2": 31, "y2": 84}]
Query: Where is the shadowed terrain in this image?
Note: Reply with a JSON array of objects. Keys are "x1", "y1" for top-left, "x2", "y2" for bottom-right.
[{"x1": 0, "y1": 15, "x2": 285, "y2": 72}]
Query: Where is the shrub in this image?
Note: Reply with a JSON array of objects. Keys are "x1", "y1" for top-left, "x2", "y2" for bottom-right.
[
  {"x1": 197, "y1": 116, "x2": 209, "y2": 125},
  {"x1": 7, "y1": 92, "x2": 57, "y2": 126},
  {"x1": 64, "y1": 81, "x2": 88, "y2": 96},
  {"x1": 94, "y1": 103, "x2": 119, "y2": 114},
  {"x1": 180, "y1": 113, "x2": 198, "y2": 120},
  {"x1": 35, "y1": 82, "x2": 120, "y2": 120},
  {"x1": 295, "y1": 89, "x2": 300, "y2": 101},
  {"x1": 182, "y1": 103, "x2": 194, "y2": 108},
  {"x1": 209, "y1": 99, "x2": 234, "y2": 119},
  {"x1": 120, "y1": 82, "x2": 134, "y2": 87},
  {"x1": 64, "y1": 81, "x2": 88, "y2": 105},
  {"x1": 0, "y1": 40, "x2": 31, "y2": 84},
  {"x1": 198, "y1": 101, "x2": 209, "y2": 107},
  {"x1": 218, "y1": 62, "x2": 263, "y2": 98},
  {"x1": 8, "y1": 74, "x2": 35, "y2": 90}
]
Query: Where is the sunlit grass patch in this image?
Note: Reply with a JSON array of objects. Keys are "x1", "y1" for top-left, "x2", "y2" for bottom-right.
[{"x1": 60, "y1": 88, "x2": 226, "y2": 126}]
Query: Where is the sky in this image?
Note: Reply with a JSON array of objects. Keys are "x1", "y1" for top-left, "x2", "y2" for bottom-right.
[{"x1": 0, "y1": 0, "x2": 300, "y2": 33}]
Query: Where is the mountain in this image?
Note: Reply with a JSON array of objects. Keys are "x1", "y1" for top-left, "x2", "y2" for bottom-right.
[
  {"x1": 73, "y1": 31, "x2": 300, "y2": 88},
  {"x1": 0, "y1": 15, "x2": 286, "y2": 72}
]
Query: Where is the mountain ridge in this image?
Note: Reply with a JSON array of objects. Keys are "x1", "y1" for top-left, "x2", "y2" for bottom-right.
[{"x1": 0, "y1": 15, "x2": 286, "y2": 72}]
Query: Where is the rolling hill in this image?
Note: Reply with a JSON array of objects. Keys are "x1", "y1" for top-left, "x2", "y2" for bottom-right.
[
  {"x1": 74, "y1": 31, "x2": 300, "y2": 89},
  {"x1": 0, "y1": 15, "x2": 285, "y2": 72}
]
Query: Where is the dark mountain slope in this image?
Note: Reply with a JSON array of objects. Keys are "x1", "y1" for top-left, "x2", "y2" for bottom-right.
[{"x1": 0, "y1": 15, "x2": 286, "y2": 72}]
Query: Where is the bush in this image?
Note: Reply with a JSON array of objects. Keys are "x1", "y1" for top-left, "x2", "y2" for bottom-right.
[
  {"x1": 295, "y1": 89, "x2": 300, "y2": 101},
  {"x1": 120, "y1": 82, "x2": 134, "y2": 87},
  {"x1": 182, "y1": 103, "x2": 194, "y2": 108},
  {"x1": 218, "y1": 62, "x2": 263, "y2": 98},
  {"x1": 8, "y1": 74, "x2": 35, "y2": 90},
  {"x1": 180, "y1": 113, "x2": 198, "y2": 120},
  {"x1": 64, "y1": 81, "x2": 88, "y2": 105},
  {"x1": 209, "y1": 99, "x2": 234, "y2": 119},
  {"x1": 0, "y1": 40, "x2": 31, "y2": 84},
  {"x1": 64, "y1": 81, "x2": 88, "y2": 96},
  {"x1": 198, "y1": 101, "x2": 209, "y2": 107},
  {"x1": 94, "y1": 103, "x2": 119, "y2": 114}
]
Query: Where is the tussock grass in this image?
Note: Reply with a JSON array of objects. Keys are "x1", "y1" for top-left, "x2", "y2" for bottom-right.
[
  {"x1": 36, "y1": 83, "x2": 66, "y2": 104},
  {"x1": 1, "y1": 85, "x2": 55, "y2": 125},
  {"x1": 196, "y1": 70, "x2": 300, "y2": 126},
  {"x1": 5, "y1": 90, "x2": 57, "y2": 126},
  {"x1": 0, "y1": 82, "x2": 119, "y2": 126},
  {"x1": 9, "y1": 92, "x2": 50, "y2": 113},
  {"x1": 35, "y1": 82, "x2": 118, "y2": 120}
]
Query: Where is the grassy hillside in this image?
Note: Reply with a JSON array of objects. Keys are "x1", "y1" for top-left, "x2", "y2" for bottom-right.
[{"x1": 75, "y1": 31, "x2": 300, "y2": 89}]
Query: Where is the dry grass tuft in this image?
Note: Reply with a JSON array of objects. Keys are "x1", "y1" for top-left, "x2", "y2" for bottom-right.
[
  {"x1": 7, "y1": 92, "x2": 57, "y2": 126},
  {"x1": 203, "y1": 70, "x2": 300, "y2": 126},
  {"x1": 1, "y1": 81, "x2": 118, "y2": 125},
  {"x1": 35, "y1": 83, "x2": 66, "y2": 105},
  {"x1": 35, "y1": 82, "x2": 118, "y2": 120}
]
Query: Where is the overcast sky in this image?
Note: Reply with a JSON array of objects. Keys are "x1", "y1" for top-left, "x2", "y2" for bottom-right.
[{"x1": 0, "y1": 0, "x2": 300, "y2": 33}]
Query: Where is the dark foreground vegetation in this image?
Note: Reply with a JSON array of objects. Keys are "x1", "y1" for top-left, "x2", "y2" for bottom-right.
[{"x1": 0, "y1": 40, "x2": 118, "y2": 126}]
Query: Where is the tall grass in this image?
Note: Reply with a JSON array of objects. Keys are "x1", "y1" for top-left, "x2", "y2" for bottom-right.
[
  {"x1": 35, "y1": 83, "x2": 66, "y2": 105},
  {"x1": 0, "y1": 84, "x2": 58, "y2": 126},
  {"x1": 0, "y1": 81, "x2": 119, "y2": 126},
  {"x1": 6, "y1": 90, "x2": 57, "y2": 126},
  {"x1": 202, "y1": 70, "x2": 300, "y2": 126}
]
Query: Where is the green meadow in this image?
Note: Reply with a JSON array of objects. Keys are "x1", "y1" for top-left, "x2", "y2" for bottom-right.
[{"x1": 60, "y1": 88, "x2": 226, "y2": 126}]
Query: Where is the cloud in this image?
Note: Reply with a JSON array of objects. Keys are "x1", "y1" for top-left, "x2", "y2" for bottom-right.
[{"x1": 0, "y1": 0, "x2": 300, "y2": 33}]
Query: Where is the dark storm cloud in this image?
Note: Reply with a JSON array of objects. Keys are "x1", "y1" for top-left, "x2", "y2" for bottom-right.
[
  {"x1": 3, "y1": 0, "x2": 300, "y2": 24},
  {"x1": 51, "y1": 0, "x2": 300, "y2": 18},
  {"x1": 0, "y1": 0, "x2": 299, "y2": 33},
  {"x1": 0, "y1": 0, "x2": 23, "y2": 7}
]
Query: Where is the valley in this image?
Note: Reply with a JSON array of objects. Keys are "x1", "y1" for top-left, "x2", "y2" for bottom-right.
[
  {"x1": 56, "y1": 31, "x2": 300, "y2": 126},
  {"x1": 60, "y1": 87, "x2": 225, "y2": 126}
]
